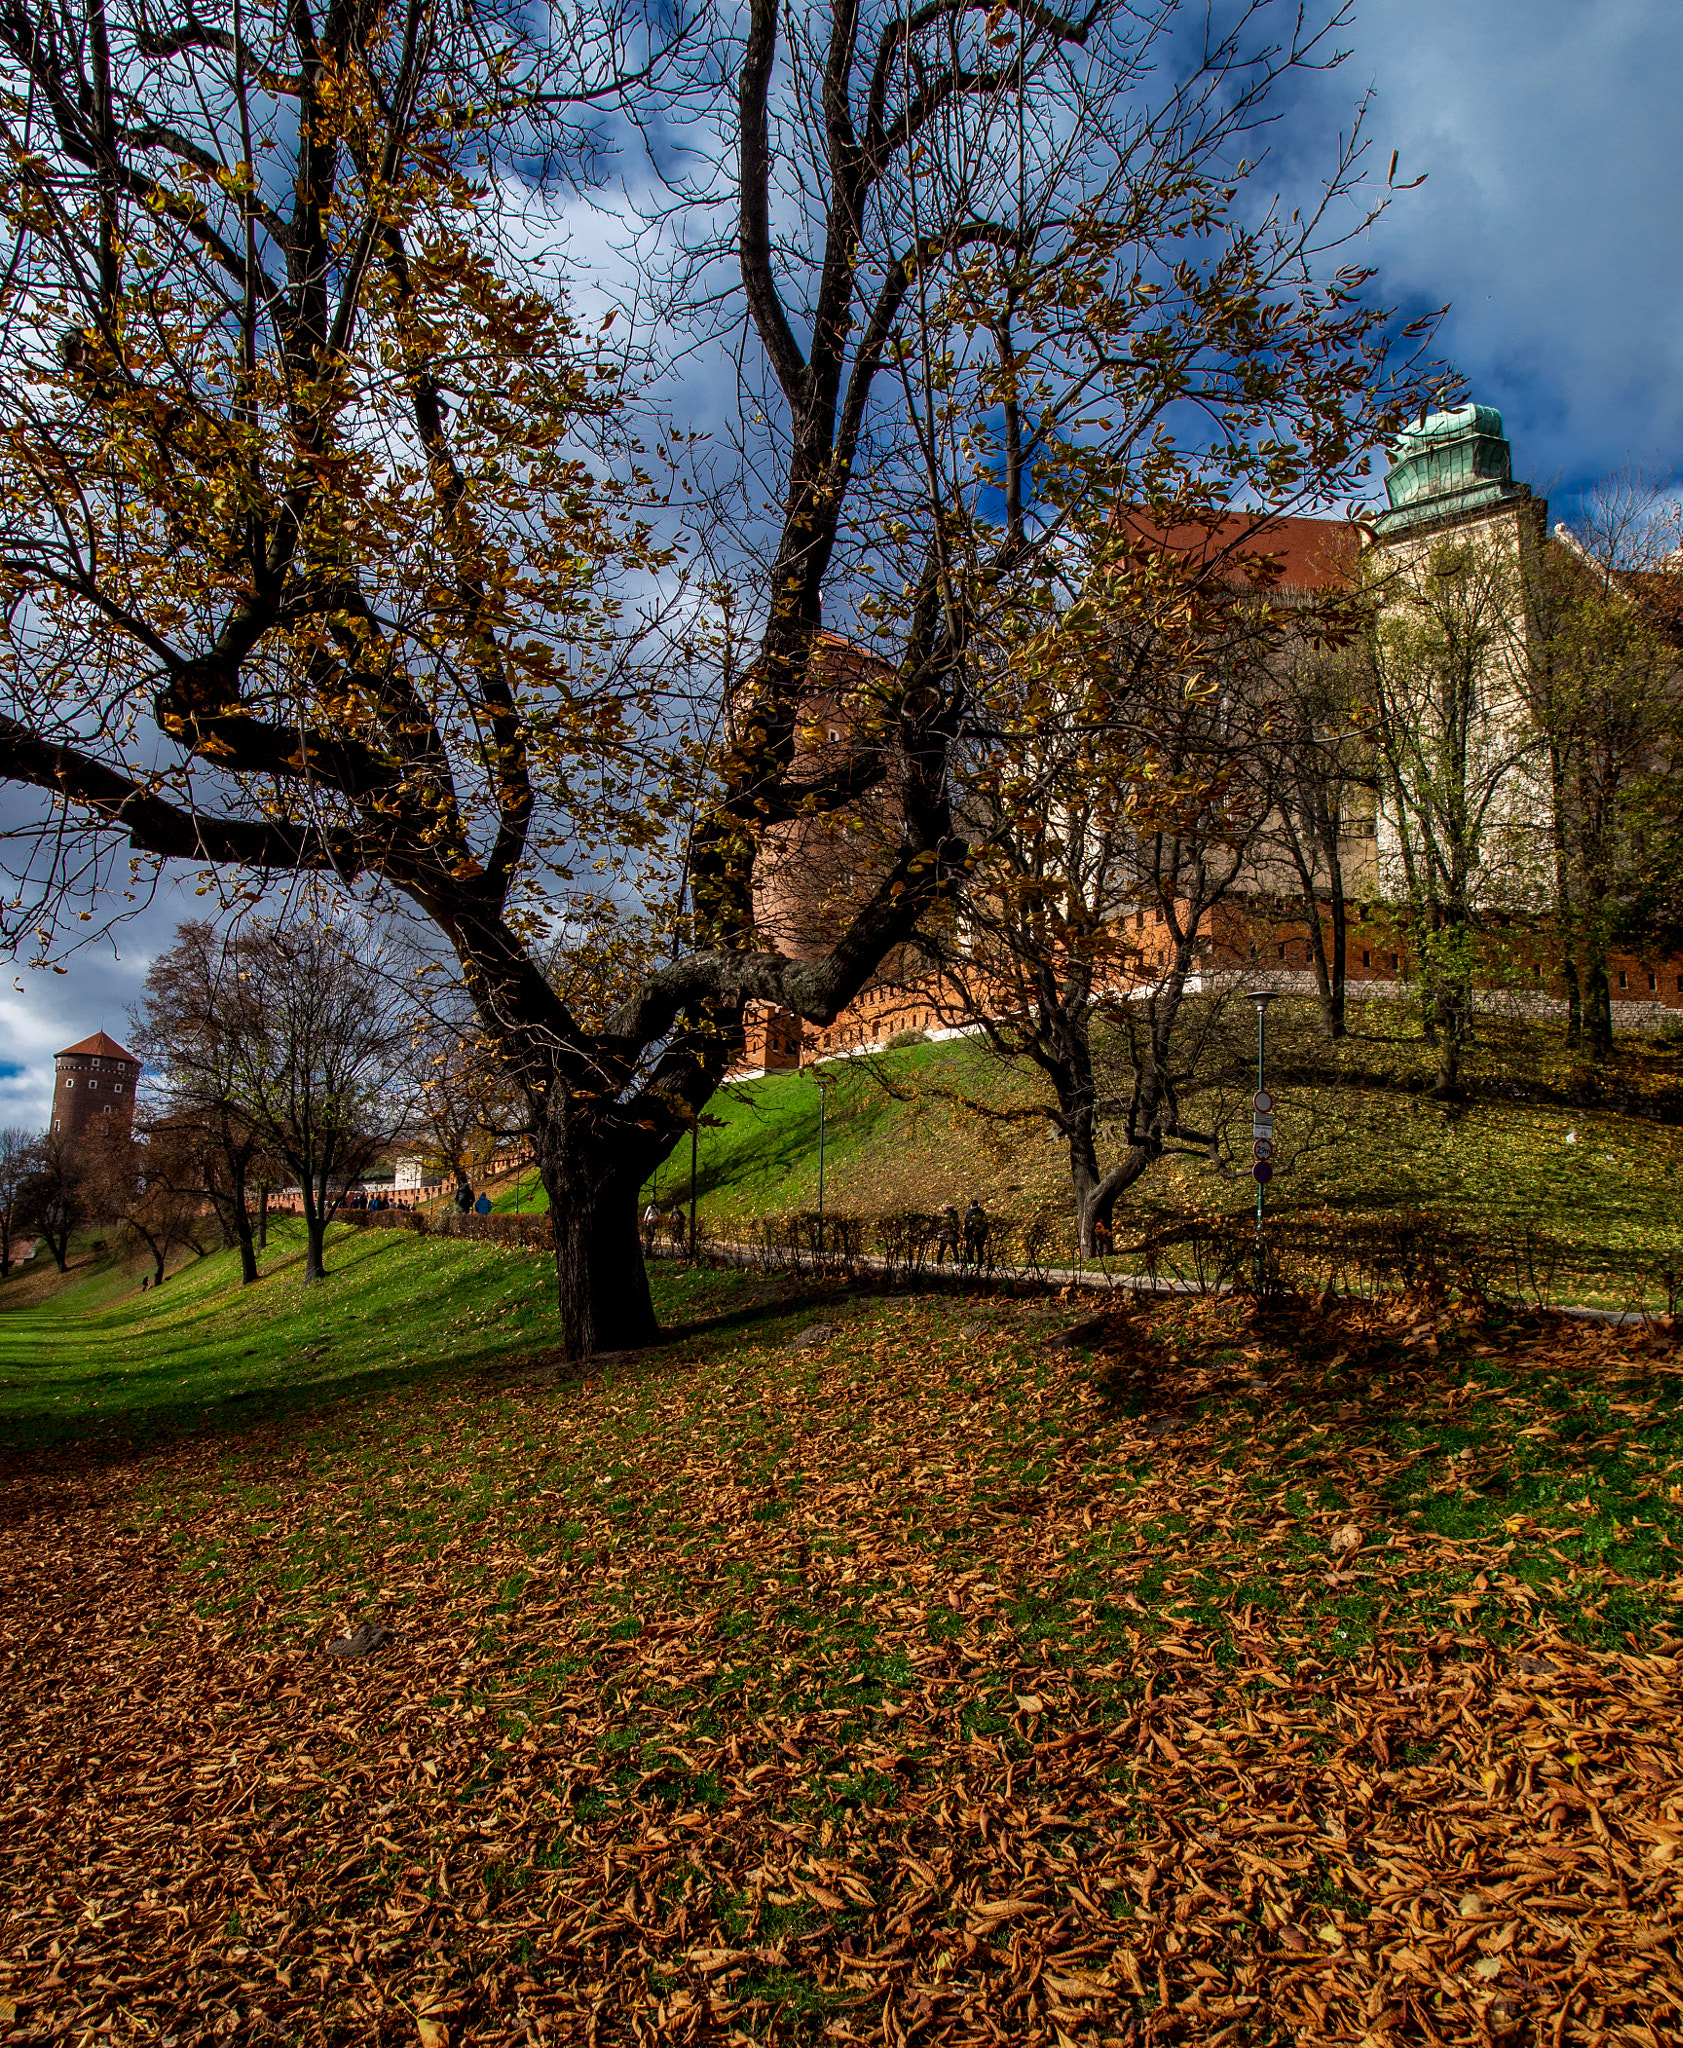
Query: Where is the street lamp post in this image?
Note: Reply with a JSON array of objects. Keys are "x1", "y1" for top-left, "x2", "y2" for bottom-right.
[
  {"x1": 813, "y1": 1070, "x2": 832, "y2": 1256},
  {"x1": 1249, "y1": 991, "x2": 1280, "y2": 1296}
]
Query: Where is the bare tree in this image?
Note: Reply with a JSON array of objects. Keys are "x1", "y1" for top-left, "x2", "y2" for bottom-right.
[
  {"x1": 19, "y1": 1131, "x2": 89, "y2": 1273},
  {"x1": 82, "y1": 1125, "x2": 208, "y2": 1286},
  {"x1": 937, "y1": 546, "x2": 1285, "y2": 1254},
  {"x1": 1527, "y1": 477, "x2": 1683, "y2": 1057},
  {"x1": 0, "y1": 1126, "x2": 37, "y2": 1278},
  {"x1": 132, "y1": 921, "x2": 275, "y2": 1284},
  {"x1": 212, "y1": 921, "x2": 416, "y2": 1283},
  {"x1": 1259, "y1": 638, "x2": 1376, "y2": 1038}
]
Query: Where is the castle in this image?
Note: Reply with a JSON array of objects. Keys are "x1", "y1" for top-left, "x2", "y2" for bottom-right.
[{"x1": 733, "y1": 404, "x2": 1682, "y2": 1076}]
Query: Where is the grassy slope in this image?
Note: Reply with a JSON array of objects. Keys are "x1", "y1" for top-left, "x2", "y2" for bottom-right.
[
  {"x1": 0, "y1": 1221, "x2": 564, "y2": 1450},
  {"x1": 1, "y1": 1240, "x2": 1680, "y2": 2040},
  {"x1": 492, "y1": 1006, "x2": 1683, "y2": 1295}
]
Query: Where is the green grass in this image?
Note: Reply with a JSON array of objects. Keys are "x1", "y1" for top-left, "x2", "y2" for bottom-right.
[
  {"x1": 491, "y1": 1004, "x2": 1683, "y2": 1302},
  {"x1": 0, "y1": 1220, "x2": 565, "y2": 1450}
]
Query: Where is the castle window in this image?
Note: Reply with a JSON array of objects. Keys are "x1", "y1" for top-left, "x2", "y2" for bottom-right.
[
  {"x1": 1277, "y1": 944, "x2": 1286, "y2": 960},
  {"x1": 53, "y1": 1119, "x2": 61, "y2": 1132},
  {"x1": 1649, "y1": 974, "x2": 1657, "y2": 992},
  {"x1": 64, "y1": 1077, "x2": 73, "y2": 1088},
  {"x1": 1390, "y1": 953, "x2": 1400, "y2": 971},
  {"x1": 1361, "y1": 950, "x2": 1370, "y2": 967},
  {"x1": 1618, "y1": 971, "x2": 1627, "y2": 990},
  {"x1": 89, "y1": 1079, "x2": 98, "y2": 1090}
]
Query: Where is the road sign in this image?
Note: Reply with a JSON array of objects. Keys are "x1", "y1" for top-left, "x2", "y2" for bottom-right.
[
  {"x1": 1253, "y1": 1089, "x2": 1274, "y2": 1114},
  {"x1": 1253, "y1": 1138, "x2": 1273, "y2": 1162},
  {"x1": 1252, "y1": 1160, "x2": 1273, "y2": 1184}
]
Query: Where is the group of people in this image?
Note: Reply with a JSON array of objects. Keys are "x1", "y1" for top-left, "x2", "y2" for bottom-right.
[
  {"x1": 641, "y1": 1201, "x2": 688, "y2": 1252},
  {"x1": 935, "y1": 1199, "x2": 992, "y2": 1268},
  {"x1": 344, "y1": 1188, "x2": 419, "y2": 1214},
  {"x1": 454, "y1": 1183, "x2": 495, "y2": 1218}
]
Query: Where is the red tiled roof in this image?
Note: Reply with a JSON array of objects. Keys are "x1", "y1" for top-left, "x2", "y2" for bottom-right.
[
  {"x1": 1112, "y1": 511, "x2": 1360, "y2": 592},
  {"x1": 57, "y1": 1030, "x2": 139, "y2": 1064}
]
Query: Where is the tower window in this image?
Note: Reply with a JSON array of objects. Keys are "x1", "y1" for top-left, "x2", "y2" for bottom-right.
[
  {"x1": 89, "y1": 1079, "x2": 98, "y2": 1090},
  {"x1": 1649, "y1": 974, "x2": 1657, "y2": 991},
  {"x1": 1618, "y1": 971, "x2": 1627, "y2": 989},
  {"x1": 1361, "y1": 950, "x2": 1370, "y2": 967},
  {"x1": 1277, "y1": 943, "x2": 1286, "y2": 960}
]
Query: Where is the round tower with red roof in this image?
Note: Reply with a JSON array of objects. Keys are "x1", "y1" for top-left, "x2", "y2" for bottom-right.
[{"x1": 50, "y1": 1031, "x2": 141, "y2": 1144}]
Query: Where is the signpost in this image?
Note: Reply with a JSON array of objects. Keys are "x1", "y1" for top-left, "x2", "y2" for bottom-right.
[{"x1": 1249, "y1": 994, "x2": 1280, "y2": 1293}]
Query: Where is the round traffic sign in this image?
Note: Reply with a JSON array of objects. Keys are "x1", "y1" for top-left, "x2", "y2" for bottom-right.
[
  {"x1": 1253, "y1": 1089, "x2": 1274, "y2": 1114},
  {"x1": 1253, "y1": 1137, "x2": 1273, "y2": 1162},
  {"x1": 1252, "y1": 1160, "x2": 1273, "y2": 1184}
]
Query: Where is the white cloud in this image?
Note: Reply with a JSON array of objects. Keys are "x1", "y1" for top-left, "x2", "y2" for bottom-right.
[{"x1": 1335, "y1": 0, "x2": 1683, "y2": 504}]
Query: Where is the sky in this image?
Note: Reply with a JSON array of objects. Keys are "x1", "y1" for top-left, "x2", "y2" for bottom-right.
[{"x1": 5, "y1": 0, "x2": 1680, "y2": 1125}]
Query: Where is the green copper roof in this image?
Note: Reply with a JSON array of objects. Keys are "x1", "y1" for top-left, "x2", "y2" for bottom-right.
[{"x1": 1374, "y1": 403, "x2": 1527, "y2": 536}]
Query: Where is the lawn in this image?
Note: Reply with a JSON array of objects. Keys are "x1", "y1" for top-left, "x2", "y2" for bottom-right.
[
  {"x1": 1, "y1": 1234, "x2": 1680, "y2": 2043},
  {"x1": 488, "y1": 1005, "x2": 1683, "y2": 1309},
  {"x1": 0, "y1": 1222, "x2": 563, "y2": 1452}
]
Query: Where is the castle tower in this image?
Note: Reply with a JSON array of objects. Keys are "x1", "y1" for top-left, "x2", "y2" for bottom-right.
[
  {"x1": 50, "y1": 1031, "x2": 141, "y2": 1145},
  {"x1": 1367, "y1": 402, "x2": 1550, "y2": 907}
]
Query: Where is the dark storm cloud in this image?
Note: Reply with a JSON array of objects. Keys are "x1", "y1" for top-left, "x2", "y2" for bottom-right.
[{"x1": 1314, "y1": 0, "x2": 1683, "y2": 510}]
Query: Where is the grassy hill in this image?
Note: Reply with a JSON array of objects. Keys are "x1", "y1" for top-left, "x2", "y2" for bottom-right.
[
  {"x1": 0, "y1": 1222, "x2": 566, "y2": 1451},
  {"x1": 2, "y1": 1219, "x2": 1680, "y2": 2041},
  {"x1": 488, "y1": 1003, "x2": 1683, "y2": 1303}
]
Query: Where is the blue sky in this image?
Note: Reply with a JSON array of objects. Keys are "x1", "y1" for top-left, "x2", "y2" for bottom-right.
[
  {"x1": 5, "y1": 0, "x2": 1679, "y2": 1122},
  {"x1": 1306, "y1": 0, "x2": 1683, "y2": 515}
]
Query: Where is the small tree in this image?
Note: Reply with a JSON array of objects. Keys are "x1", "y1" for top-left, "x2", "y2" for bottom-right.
[
  {"x1": 133, "y1": 921, "x2": 275, "y2": 1284},
  {"x1": 1526, "y1": 477, "x2": 1683, "y2": 1057},
  {"x1": 1262, "y1": 638, "x2": 1376, "y2": 1038},
  {"x1": 223, "y1": 921, "x2": 417, "y2": 1283},
  {"x1": 934, "y1": 535, "x2": 1295, "y2": 1255},
  {"x1": 20, "y1": 1131, "x2": 89, "y2": 1273},
  {"x1": 83, "y1": 1125, "x2": 207, "y2": 1286},
  {"x1": 0, "y1": 1126, "x2": 37, "y2": 1278},
  {"x1": 1369, "y1": 537, "x2": 1542, "y2": 1095}
]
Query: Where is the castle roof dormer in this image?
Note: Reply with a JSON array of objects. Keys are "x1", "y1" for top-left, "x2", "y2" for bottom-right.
[{"x1": 1374, "y1": 403, "x2": 1532, "y2": 538}]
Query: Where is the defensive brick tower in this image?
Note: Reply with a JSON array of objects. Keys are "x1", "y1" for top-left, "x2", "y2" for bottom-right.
[{"x1": 50, "y1": 1031, "x2": 141, "y2": 1144}]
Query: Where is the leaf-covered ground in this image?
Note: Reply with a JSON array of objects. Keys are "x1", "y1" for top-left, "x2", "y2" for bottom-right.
[{"x1": 2, "y1": 1264, "x2": 1681, "y2": 2045}]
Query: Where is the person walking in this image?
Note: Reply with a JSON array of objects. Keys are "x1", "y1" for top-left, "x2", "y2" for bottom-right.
[
  {"x1": 474, "y1": 1191, "x2": 492, "y2": 1217},
  {"x1": 642, "y1": 1199, "x2": 660, "y2": 1253},
  {"x1": 962, "y1": 1198, "x2": 988, "y2": 1271},
  {"x1": 454, "y1": 1180, "x2": 473, "y2": 1216},
  {"x1": 935, "y1": 1203, "x2": 960, "y2": 1263}
]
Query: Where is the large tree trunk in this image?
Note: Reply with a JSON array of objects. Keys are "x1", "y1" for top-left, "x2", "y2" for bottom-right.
[
  {"x1": 301, "y1": 1175, "x2": 329, "y2": 1283},
  {"x1": 539, "y1": 1130, "x2": 658, "y2": 1358},
  {"x1": 1584, "y1": 957, "x2": 1614, "y2": 1063},
  {"x1": 232, "y1": 1197, "x2": 259, "y2": 1285}
]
